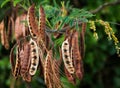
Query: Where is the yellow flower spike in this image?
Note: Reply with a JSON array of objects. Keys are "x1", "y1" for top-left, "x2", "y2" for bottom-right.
[
  {"x1": 89, "y1": 20, "x2": 98, "y2": 40},
  {"x1": 89, "y1": 20, "x2": 96, "y2": 31},
  {"x1": 93, "y1": 32, "x2": 98, "y2": 40},
  {"x1": 112, "y1": 34, "x2": 119, "y2": 44},
  {"x1": 97, "y1": 19, "x2": 120, "y2": 56}
]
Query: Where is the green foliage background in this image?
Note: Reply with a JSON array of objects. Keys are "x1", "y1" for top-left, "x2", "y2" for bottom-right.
[{"x1": 0, "y1": 0, "x2": 120, "y2": 88}]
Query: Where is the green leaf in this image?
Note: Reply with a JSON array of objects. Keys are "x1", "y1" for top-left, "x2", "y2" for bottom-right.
[
  {"x1": 58, "y1": 16, "x2": 69, "y2": 30},
  {"x1": 13, "y1": 0, "x2": 22, "y2": 7},
  {"x1": 54, "y1": 35, "x2": 64, "y2": 47},
  {"x1": 1, "y1": 0, "x2": 10, "y2": 8}
]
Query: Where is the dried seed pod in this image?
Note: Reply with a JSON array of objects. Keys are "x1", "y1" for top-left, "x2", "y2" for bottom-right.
[
  {"x1": 20, "y1": 42, "x2": 31, "y2": 82},
  {"x1": 13, "y1": 45, "x2": 21, "y2": 78},
  {"x1": 10, "y1": 43, "x2": 17, "y2": 74},
  {"x1": 38, "y1": 6, "x2": 49, "y2": 54},
  {"x1": 71, "y1": 31, "x2": 83, "y2": 79},
  {"x1": 39, "y1": 6, "x2": 46, "y2": 41},
  {"x1": 44, "y1": 50, "x2": 62, "y2": 88},
  {"x1": 44, "y1": 51, "x2": 51, "y2": 85},
  {"x1": 27, "y1": 4, "x2": 39, "y2": 38},
  {"x1": 52, "y1": 59, "x2": 63, "y2": 88},
  {"x1": 80, "y1": 23, "x2": 86, "y2": 59},
  {"x1": 52, "y1": 59, "x2": 60, "y2": 79},
  {"x1": 61, "y1": 39, "x2": 75, "y2": 74},
  {"x1": 29, "y1": 38, "x2": 39, "y2": 75},
  {"x1": 15, "y1": 14, "x2": 27, "y2": 40},
  {"x1": 0, "y1": 21, "x2": 9, "y2": 49}
]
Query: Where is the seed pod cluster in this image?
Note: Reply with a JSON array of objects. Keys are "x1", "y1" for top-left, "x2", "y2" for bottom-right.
[
  {"x1": 10, "y1": 41, "x2": 31, "y2": 82},
  {"x1": 20, "y1": 42, "x2": 31, "y2": 82},
  {"x1": 10, "y1": 38, "x2": 41, "y2": 82},
  {"x1": 10, "y1": 4, "x2": 47, "y2": 83},
  {"x1": 10, "y1": 4, "x2": 86, "y2": 88},
  {"x1": 27, "y1": 5, "x2": 46, "y2": 41},
  {"x1": 27, "y1": 4, "x2": 48, "y2": 54},
  {"x1": 62, "y1": 29, "x2": 85, "y2": 84}
]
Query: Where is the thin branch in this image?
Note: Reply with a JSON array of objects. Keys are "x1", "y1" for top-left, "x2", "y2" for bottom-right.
[
  {"x1": 45, "y1": 21, "x2": 83, "y2": 33},
  {"x1": 90, "y1": 0, "x2": 120, "y2": 14},
  {"x1": 45, "y1": 26, "x2": 72, "y2": 33}
]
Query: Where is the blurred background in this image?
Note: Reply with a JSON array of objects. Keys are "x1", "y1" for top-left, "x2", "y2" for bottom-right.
[{"x1": 0, "y1": 0, "x2": 120, "y2": 88}]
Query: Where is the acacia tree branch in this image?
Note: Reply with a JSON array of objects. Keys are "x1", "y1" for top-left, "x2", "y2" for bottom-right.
[{"x1": 90, "y1": 0, "x2": 120, "y2": 14}]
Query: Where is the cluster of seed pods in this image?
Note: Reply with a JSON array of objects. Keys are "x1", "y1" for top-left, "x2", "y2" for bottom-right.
[
  {"x1": 61, "y1": 28, "x2": 85, "y2": 84},
  {"x1": 10, "y1": 4, "x2": 85, "y2": 88},
  {"x1": 10, "y1": 4, "x2": 46, "y2": 82}
]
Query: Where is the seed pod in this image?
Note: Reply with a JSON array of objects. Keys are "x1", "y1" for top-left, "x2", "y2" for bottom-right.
[
  {"x1": 80, "y1": 23, "x2": 86, "y2": 59},
  {"x1": 38, "y1": 6, "x2": 48, "y2": 54},
  {"x1": 13, "y1": 45, "x2": 21, "y2": 78},
  {"x1": 0, "y1": 21, "x2": 9, "y2": 49},
  {"x1": 10, "y1": 43, "x2": 17, "y2": 74},
  {"x1": 20, "y1": 42, "x2": 31, "y2": 82},
  {"x1": 62, "y1": 39, "x2": 74, "y2": 74},
  {"x1": 44, "y1": 50, "x2": 51, "y2": 83},
  {"x1": 29, "y1": 38, "x2": 39, "y2": 76},
  {"x1": 44, "y1": 50, "x2": 53, "y2": 88},
  {"x1": 52, "y1": 59, "x2": 63, "y2": 88},
  {"x1": 27, "y1": 4, "x2": 38, "y2": 38},
  {"x1": 71, "y1": 31, "x2": 83, "y2": 80},
  {"x1": 52, "y1": 59, "x2": 60, "y2": 79},
  {"x1": 44, "y1": 50, "x2": 63, "y2": 88},
  {"x1": 39, "y1": 6, "x2": 46, "y2": 41},
  {"x1": 15, "y1": 14, "x2": 27, "y2": 40}
]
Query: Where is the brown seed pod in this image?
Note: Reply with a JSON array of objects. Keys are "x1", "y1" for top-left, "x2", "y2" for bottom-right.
[
  {"x1": 71, "y1": 30, "x2": 83, "y2": 80},
  {"x1": 10, "y1": 43, "x2": 17, "y2": 73},
  {"x1": 44, "y1": 50, "x2": 62, "y2": 88},
  {"x1": 27, "y1": 4, "x2": 39, "y2": 38},
  {"x1": 29, "y1": 38, "x2": 39, "y2": 76},
  {"x1": 52, "y1": 59, "x2": 60, "y2": 79},
  {"x1": 39, "y1": 6, "x2": 46, "y2": 40},
  {"x1": 62, "y1": 39, "x2": 75, "y2": 74},
  {"x1": 13, "y1": 45, "x2": 21, "y2": 78},
  {"x1": 52, "y1": 59, "x2": 63, "y2": 88},
  {"x1": 38, "y1": 6, "x2": 48, "y2": 54},
  {"x1": 0, "y1": 21, "x2": 9, "y2": 49},
  {"x1": 80, "y1": 23, "x2": 86, "y2": 59},
  {"x1": 10, "y1": 40, "x2": 32, "y2": 82},
  {"x1": 44, "y1": 50, "x2": 53, "y2": 88},
  {"x1": 52, "y1": 48, "x2": 63, "y2": 88},
  {"x1": 20, "y1": 42, "x2": 31, "y2": 82},
  {"x1": 14, "y1": 14, "x2": 27, "y2": 40}
]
